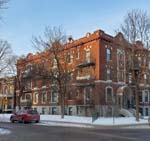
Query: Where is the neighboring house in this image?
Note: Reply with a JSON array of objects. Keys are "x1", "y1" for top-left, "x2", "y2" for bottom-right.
[
  {"x1": 15, "y1": 29, "x2": 150, "y2": 117},
  {"x1": 0, "y1": 77, "x2": 14, "y2": 113}
]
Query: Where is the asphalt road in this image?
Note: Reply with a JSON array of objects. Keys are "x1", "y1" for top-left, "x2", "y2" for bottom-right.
[{"x1": 0, "y1": 122, "x2": 150, "y2": 141}]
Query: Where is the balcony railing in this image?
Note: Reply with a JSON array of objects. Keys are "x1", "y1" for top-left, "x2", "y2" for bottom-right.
[
  {"x1": 134, "y1": 63, "x2": 140, "y2": 71},
  {"x1": 22, "y1": 70, "x2": 32, "y2": 78},
  {"x1": 76, "y1": 58, "x2": 96, "y2": 68}
]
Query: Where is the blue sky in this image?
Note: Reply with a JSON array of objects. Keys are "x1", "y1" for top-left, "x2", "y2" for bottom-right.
[{"x1": 0, "y1": 0, "x2": 150, "y2": 56}]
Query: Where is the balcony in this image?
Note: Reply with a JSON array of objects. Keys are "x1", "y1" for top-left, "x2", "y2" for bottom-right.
[
  {"x1": 76, "y1": 58, "x2": 96, "y2": 68},
  {"x1": 23, "y1": 86, "x2": 32, "y2": 93},
  {"x1": 22, "y1": 70, "x2": 32, "y2": 78},
  {"x1": 133, "y1": 63, "x2": 140, "y2": 71}
]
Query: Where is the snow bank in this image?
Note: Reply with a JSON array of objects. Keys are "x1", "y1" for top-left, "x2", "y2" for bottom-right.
[{"x1": 0, "y1": 114, "x2": 148, "y2": 126}]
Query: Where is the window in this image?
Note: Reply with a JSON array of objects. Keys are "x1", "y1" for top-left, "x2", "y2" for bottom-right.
[
  {"x1": 51, "y1": 91, "x2": 58, "y2": 102},
  {"x1": 33, "y1": 92, "x2": 38, "y2": 104},
  {"x1": 68, "y1": 107, "x2": 73, "y2": 115},
  {"x1": 138, "y1": 57, "x2": 142, "y2": 66},
  {"x1": 52, "y1": 58, "x2": 57, "y2": 67},
  {"x1": 25, "y1": 80, "x2": 31, "y2": 90},
  {"x1": 42, "y1": 107, "x2": 46, "y2": 114},
  {"x1": 144, "y1": 74, "x2": 147, "y2": 83},
  {"x1": 143, "y1": 57, "x2": 146, "y2": 66},
  {"x1": 84, "y1": 87, "x2": 92, "y2": 104},
  {"x1": 139, "y1": 91, "x2": 142, "y2": 102},
  {"x1": 144, "y1": 91, "x2": 149, "y2": 102},
  {"x1": 68, "y1": 53, "x2": 73, "y2": 64},
  {"x1": 139, "y1": 107, "x2": 143, "y2": 116},
  {"x1": 26, "y1": 64, "x2": 32, "y2": 72},
  {"x1": 64, "y1": 54, "x2": 67, "y2": 62},
  {"x1": 68, "y1": 91, "x2": 73, "y2": 100},
  {"x1": 25, "y1": 93, "x2": 31, "y2": 101},
  {"x1": 76, "y1": 50, "x2": 80, "y2": 59},
  {"x1": 42, "y1": 90, "x2": 47, "y2": 103},
  {"x1": 85, "y1": 67, "x2": 90, "y2": 76},
  {"x1": 118, "y1": 71, "x2": 124, "y2": 82},
  {"x1": 145, "y1": 108, "x2": 149, "y2": 116},
  {"x1": 86, "y1": 50, "x2": 90, "y2": 62},
  {"x1": 107, "y1": 67, "x2": 111, "y2": 80},
  {"x1": 106, "y1": 48, "x2": 111, "y2": 61},
  {"x1": 106, "y1": 87, "x2": 113, "y2": 102},
  {"x1": 52, "y1": 107, "x2": 57, "y2": 115}
]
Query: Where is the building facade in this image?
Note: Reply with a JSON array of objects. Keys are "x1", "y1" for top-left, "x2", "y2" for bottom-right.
[
  {"x1": 15, "y1": 29, "x2": 150, "y2": 117},
  {"x1": 0, "y1": 77, "x2": 14, "y2": 113}
]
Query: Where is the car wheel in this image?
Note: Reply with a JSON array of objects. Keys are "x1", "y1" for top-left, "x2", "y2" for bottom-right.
[
  {"x1": 22, "y1": 118, "x2": 26, "y2": 124},
  {"x1": 10, "y1": 117, "x2": 14, "y2": 123},
  {"x1": 35, "y1": 120, "x2": 39, "y2": 123}
]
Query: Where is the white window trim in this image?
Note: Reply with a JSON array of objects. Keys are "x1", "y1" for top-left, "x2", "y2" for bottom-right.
[
  {"x1": 142, "y1": 90, "x2": 149, "y2": 103},
  {"x1": 33, "y1": 92, "x2": 38, "y2": 104},
  {"x1": 51, "y1": 92, "x2": 58, "y2": 103},
  {"x1": 42, "y1": 91, "x2": 47, "y2": 104}
]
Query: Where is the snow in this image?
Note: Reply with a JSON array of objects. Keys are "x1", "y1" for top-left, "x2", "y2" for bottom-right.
[
  {"x1": 40, "y1": 115, "x2": 148, "y2": 125},
  {"x1": 0, "y1": 114, "x2": 11, "y2": 122},
  {"x1": 0, "y1": 114, "x2": 148, "y2": 125},
  {"x1": 0, "y1": 128, "x2": 11, "y2": 135},
  {"x1": 0, "y1": 114, "x2": 149, "y2": 134},
  {"x1": 37, "y1": 121, "x2": 93, "y2": 128}
]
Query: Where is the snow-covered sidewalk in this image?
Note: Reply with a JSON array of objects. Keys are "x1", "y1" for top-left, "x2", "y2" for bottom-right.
[{"x1": 0, "y1": 114, "x2": 149, "y2": 127}]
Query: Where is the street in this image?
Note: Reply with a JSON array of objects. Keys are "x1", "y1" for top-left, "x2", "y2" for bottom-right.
[{"x1": 0, "y1": 122, "x2": 150, "y2": 141}]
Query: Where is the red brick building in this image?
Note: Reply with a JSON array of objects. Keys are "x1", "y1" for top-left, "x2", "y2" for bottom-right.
[{"x1": 15, "y1": 29, "x2": 150, "y2": 117}]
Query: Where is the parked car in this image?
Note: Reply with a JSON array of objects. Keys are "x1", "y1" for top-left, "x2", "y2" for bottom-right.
[{"x1": 10, "y1": 109, "x2": 40, "y2": 123}]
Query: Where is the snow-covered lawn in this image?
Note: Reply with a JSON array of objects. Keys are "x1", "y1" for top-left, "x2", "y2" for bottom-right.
[{"x1": 0, "y1": 114, "x2": 148, "y2": 126}]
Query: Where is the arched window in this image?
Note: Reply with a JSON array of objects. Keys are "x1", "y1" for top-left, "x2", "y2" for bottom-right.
[{"x1": 105, "y1": 87, "x2": 113, "y2": 102}]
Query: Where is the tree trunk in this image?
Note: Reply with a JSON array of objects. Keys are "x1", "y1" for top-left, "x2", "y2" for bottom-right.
[{"x1": 60, "y1": 93, "x2": 65, "y2": 119}]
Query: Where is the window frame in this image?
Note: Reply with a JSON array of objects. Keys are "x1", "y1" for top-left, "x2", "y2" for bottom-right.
[{"x1": 105, "y1": 86, "x2": 113, "y2": 102}]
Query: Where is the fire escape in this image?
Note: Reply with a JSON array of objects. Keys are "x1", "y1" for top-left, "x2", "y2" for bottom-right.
[{"x1": 75, "y1": 50, "x2": 96, "y2": 116}]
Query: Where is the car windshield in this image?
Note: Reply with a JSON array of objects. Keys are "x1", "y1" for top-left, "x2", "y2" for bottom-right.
[{"x1": 15, "y1": 110, "x2": 25, "y2": 115}]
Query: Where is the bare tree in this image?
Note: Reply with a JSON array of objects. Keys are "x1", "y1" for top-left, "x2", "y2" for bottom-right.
[
  {"x1": 118, "y1": 9, "x2": 150, "y2": 48},
  {"x1": 32, "y1": 26, "x2": 73, "y2": 118},
  {"x1": 0, "y1": 40, "x2": 16, "y2": 76}
]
